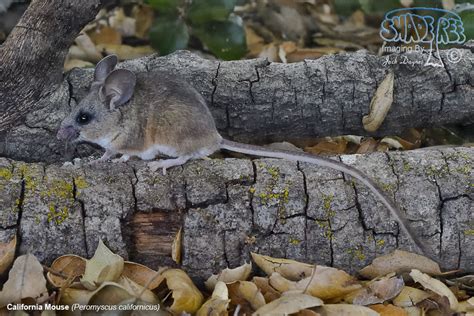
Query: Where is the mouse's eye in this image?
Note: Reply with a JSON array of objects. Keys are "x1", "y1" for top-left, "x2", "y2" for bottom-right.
[{"x1": 76, "y1": 112, "x2": 92, "y2": 125}]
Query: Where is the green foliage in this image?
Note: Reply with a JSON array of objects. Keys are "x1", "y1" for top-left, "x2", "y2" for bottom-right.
[
  {"x1": 333, "y1": 0, "x2": 361, "y2": 17},
  {"x1": 147, "y1": 0, "x2": 247, "y2": 60},
  {"x1": 459, "y1": 7, "x2": 474, "y2": 40},
  {"x1": 149, "y1": 17, "x2": 189, "y2": 55},
  {"x1": 359, "y1": 0, "x2": 401, "y2": 15},
  {"x1": 147, "y1": 0, "x2": 182, "y2": 13},
  {"x1": 194, "y1": 18, "x2": 247, "y2": 60},
  {"x1": 188, "y1": 0, "x2": 237, "y2": 24}
]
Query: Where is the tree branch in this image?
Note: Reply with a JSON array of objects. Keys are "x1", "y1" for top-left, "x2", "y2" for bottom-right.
[{"x1": 0, "y1": 0, "x2": 102, "y2": 131}]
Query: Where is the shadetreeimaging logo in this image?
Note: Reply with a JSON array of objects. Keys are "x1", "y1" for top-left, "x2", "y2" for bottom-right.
[{"x1": 380, "y1": 7, "x2": 466, "y2": 67}]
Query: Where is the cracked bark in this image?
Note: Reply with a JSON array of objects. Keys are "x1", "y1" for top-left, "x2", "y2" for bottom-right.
[
  {"x1": 1, "y1": 50, "x2": 473, "y2": 163},
  {"x1": 0, "y1": 147, "x2": 472, "y2": 280}
]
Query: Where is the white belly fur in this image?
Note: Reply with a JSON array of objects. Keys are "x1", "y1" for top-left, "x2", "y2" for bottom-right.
[{"x1": 137, "y1": 145, "x2": 178, "y2": 160}]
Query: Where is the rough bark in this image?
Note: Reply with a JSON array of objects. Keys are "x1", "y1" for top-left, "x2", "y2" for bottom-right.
[
  {"x1": 0, "y1": 0, "x2": 101, "y2": 132},
  {"x1": 1, "y1": 50, "x2": 473, "y2": 163},
  {"x1": 1, "y1": 147, "x2": 472, "y2": 280}
]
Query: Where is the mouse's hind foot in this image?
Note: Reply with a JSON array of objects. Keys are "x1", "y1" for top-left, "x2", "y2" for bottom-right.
[{"x1": 148, "y1": 156, "x2": 191, "y2": 175}]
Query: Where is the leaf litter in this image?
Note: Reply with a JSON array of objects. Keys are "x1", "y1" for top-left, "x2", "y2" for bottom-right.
[{"x1": 0, "y1": 238, "x2": 472, "y2": 315}]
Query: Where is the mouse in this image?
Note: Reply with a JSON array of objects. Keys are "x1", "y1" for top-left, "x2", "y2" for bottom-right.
[{"x1": 57, "y1": 55, "x2": 428, "y2": 257}]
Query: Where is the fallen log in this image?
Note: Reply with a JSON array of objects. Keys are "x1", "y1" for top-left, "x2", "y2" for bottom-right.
[
  {"x1": 1, "y1": 49, "x2": 473, "y2": 163},
  {"x1": 0, "y1": 147, "x2": 472, "y2": 280}
]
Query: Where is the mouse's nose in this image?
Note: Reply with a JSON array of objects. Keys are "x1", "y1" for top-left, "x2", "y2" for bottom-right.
[{"x1": 56, "y1": 125, "x2": 79, "y2": 141}]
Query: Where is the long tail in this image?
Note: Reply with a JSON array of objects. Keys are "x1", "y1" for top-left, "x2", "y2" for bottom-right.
[{"x1": 221, "y1": 139, "x2": 429, "y2": 257}]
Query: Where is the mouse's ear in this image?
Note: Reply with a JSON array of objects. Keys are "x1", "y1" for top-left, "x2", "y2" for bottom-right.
[
  {"x1": 100, "y1": 69, "x2": 136, "y2": 110},
  {"x1": 92, "y1": 55, "x2": 118, "y2": 88}
]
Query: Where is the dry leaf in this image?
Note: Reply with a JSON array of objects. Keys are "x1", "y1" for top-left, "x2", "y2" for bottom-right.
[
  {"x1": 171, "y1": 228, "x2": 182, "y2": 264},
  {"x1": 393, "y1": 286, "x2": 431, "y2": 307},
  {"x1": 402, "y1": 306, "x2": 422, "y2": 316},
  {"x1": 258, "y1": 43, "x2": 279, "y2": 62},
  {"x1": 0, "y1": 254, "x2": 48, "y2": 307},
  {"x1": 197, "y1": 281, "x2": 230, "y2": 316},
  {"x1": 286, "y1": 47, "x2": 342, "y2": 63},
  {"x1": 60, "y1": 286, "x2": 95, "y2": 305},
  {"x1": 81, "y1": 239, "x2": 124, "y2": 290},
  {"x1": 162, "y1": 269, "x2": 203, "y2": 314},
  {"x1": 228, "y1": 281, "x2": 266, "y2": 313},
  {"x1": 252, "y1": 276, "x2": 281, "y2": 302},
  {"x1": 96, "y1": 44, "x2": 155, "y2": 60},
  {"x1": 359, "y1": 250, "x2": 442, "y2": 279},
  {"x1": 305, "y1": 138, "x2": 348, "y2": 155},
  {"x1": 75, "y1": 32, "x2": 102, "y2": 62},
  {"x1": 446, "y1": 275, "x2": 474, "y2": 291},
  {"x1": 457, "y1": 299, "x2": 474, "y2": 313},
  {"x1": 370, "y1": 304, "x2": 408, "y2": 316},
  {"x1": 61, "y1": 278, "x2": 159, "y2": 307},
  {"x1": 409, "y1": 269, "x2": 458, "y2": 310},
  {"x1": 270, "y1": 265, "x2": 361, "y2": 301},
  {"x1": 205, "y1": 262, "x2": 252, "y2": 291},
  {"x1": 122, "y1": 261, "x2": 164, "y2": 290},
  {"x1": 89, "y1": 282, "x2": 145, "y2": 305},
  {"x1": 380, "y1": 137, "x2": 405, "y2": 150},
  {"x1": 269, "y1": 272, "x2": 294, "y2": 293},
  {"x1": 88, "y1": 26, "x2": 122, "y2": 45},
  {"x1": 116, "y1": 276, "x2": 159, "y2": 304},
  {"x1": 418, "y1": 293, "x2": 451, "y2": 315},
  {"x1": 362, "y1": 71, "x2": 394, "y2": 132},
  {"x1": 253, "y1": 293, "x2": 323, "y2": 316},
  {"x1": 342, "y1": 135, "x2": 364, "y2": 145},
  {"x1": 295, "y1": 310, "x2": 321, "y2": 316},
  {"x1": 356, "y1": 138, "x2": 379, "y2": 154},
  {"x1": 109, "y1": 8, "x2": 136, "y2": 37},
  {"x1": 314, "y1": 304, "x2": 379, "y2": 315},
  {"x1": 351, "y1": 276, "x2": 404, "y2": 305},
  {"x1": 251, "y1": 252, "x2": 313, "y2": 281},
  {"x1": 64, "y1": 59, "x2": 94, "y2": 71},
  {"x1": 132, "y1": 5, "x2": 155, "y2": 38},
  {"x1": 381, "y1": 136, "x2": 418, "y2": 151},
  {"x1": 246, "y1": 26, "x2": 266, "y2": 58},
  {"x1": 296, "y1": 266, "x2": 361, "y2": 300},
  {"x1": 67, "y1": 45, "x2": 91, "y2": 61},
  {"x1": 0, "y1": 235, "x2": 16, "y2": 275},
  {"x1": 47, "y1": 254, "x2": 86, "y2": 288}
]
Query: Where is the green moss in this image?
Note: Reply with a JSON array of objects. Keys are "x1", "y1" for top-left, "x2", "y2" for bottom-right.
[
  {"x1": 47, "y1": 203, "x2": 69, "y2": 225},
  {"x1": 455, "y1": 165, "x2": 471, "y2": 175},
  {"x1": 289, "y1": 238, "x2": 301, "y2": 245},
  {"x1": 0, "y1": 168, "x2": 13, "y2": 181},
  {"x1": 322, "y1": 194, "x2": 336, "y2": 218},
  {"x1": 74, "y1": 176, "x2": 89, "y2": 189},
  {"x1": 255, "y1": 165, "x2": 291, "y2": 223},
  {"x1": 464, "y1": 229, "x2": 474, "y2": 236},
  {"x1": 267, "y1": 166, "x2": 280, "y2": 180},
  {"x1": 425, "y1": 164, "x2": 449, "y2": 177},
  {"x1": 445, "y1": 151, "x2": 471, "y2": 161},
  {"x1": 403, "y1": 161, "x2": 412, "y2": 172},
  {"x1": 381, "y1": 182, "x2": 395, "y2": 192},
  {"x1": 41, "y1": 179, "x2": 74, "y2": 200},
  {"x1": 376, "y1": 239, "x2": 385, "y2": 247},
  {"x1": 315, "y1": 220, "x2": 333, "y2": 240},
  {"x1": 347, "y1": 247, "x2": 366, "y2": 261}
]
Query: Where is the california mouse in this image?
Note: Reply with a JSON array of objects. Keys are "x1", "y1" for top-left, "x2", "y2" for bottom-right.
[{"x1": 57, "y1": 55, "x2": 428, "y2": 256}]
